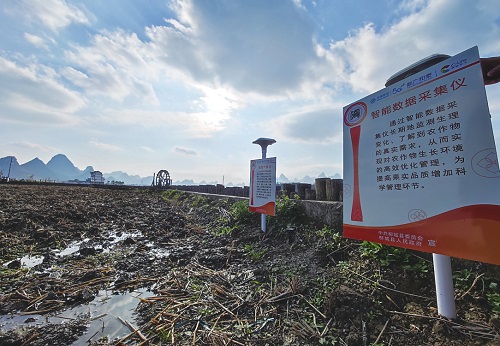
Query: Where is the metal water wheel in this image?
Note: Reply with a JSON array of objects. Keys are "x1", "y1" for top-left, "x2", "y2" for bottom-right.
[{"x1": 155, "y1": 170, "x2": 172, "y2": 187}]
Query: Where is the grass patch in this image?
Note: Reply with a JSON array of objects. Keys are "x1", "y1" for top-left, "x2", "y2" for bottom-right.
[{"x1": 243, "y1": 244, "x2": 267, "y2": 261}]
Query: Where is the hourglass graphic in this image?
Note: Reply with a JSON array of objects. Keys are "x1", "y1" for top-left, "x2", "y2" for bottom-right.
[{"x1": 343, "y1": 102, "x2": 367, "y2": 221}]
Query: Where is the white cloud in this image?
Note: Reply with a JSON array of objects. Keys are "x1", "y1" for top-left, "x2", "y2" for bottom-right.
[
  {"x1": 267, "y1": 105, "x2": 343, "y2": 144},
  {"x1": 21, "y1": 0, "x2": 89, "y2": 32},
  {"x1": 24, "y1": 33, "x2": 52, "y2": 50},
  {"x1": 93, "y1": 108, "x2": 224, "y2": 138},
  {"x1": 2, "y1": 0, "x2": 498, "y2": 184},
  {"x1": 147, "y1": 0, "x2": 321, "y2": 96},
  {"x1": 59, "y1": 0, "x2": 496, "y2": 110},
  {"x1": 180, "y1": 112, "x2": 227, "y2": 138},
  {"x1": 174, "y1": 147, "x2": 197, "y2": 156},
  {"x1": 9, "y1": 141, "x2": 55, "y2": 153},
  {"x1": 0, "y1": 56, "x2": 85, "y2": 125},
  {"x1": 0, "y1": 141, "x2": 58, "y2": 165},
  {"x1": 95, "y1": 108, "x2": 183, "y2": 126},
  {"x1": 141, "y1": 146, "x2": 154, "y2": 153},
  {"x1": 55, "y1": 0, "x2": 335, "y2": 138},
  {"x1": 89, "y1": 138, "x2": 121, "y2": 152},
  {"x1": 327, "y1": 0, "x2": 500, "y2": 94},
  {"x1": 397, "y1": 0, "x2": 429, "y2": 13},
  {"x1": 60, "y1": 67, "x2": 92, "y2": 89},
  {"x1": 63, "y1": 31, "x2": 159, "y2": 104}
]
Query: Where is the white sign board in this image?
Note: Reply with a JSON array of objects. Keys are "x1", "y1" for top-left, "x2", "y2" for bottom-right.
[
  {"x1": 249, "y1": 157, "x2": 277, "y2": 216},
  {"x1": 343, "y1": 46, "x2": 500, "y2": 265}
]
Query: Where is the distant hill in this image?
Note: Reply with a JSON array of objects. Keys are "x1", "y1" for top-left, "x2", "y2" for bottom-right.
[
  {"x1": 174, "y1": 179, "x2": 196, "y2": 186},
  {"x1": 277, "y1": 174, "x2": 289, "y2": 183},
  {"x1": 47, "y1": 154, "x2": 82, "y2": 178},
  {"x1": 105, "y1": 171, "x2": 152, "y2": 185},
  {"x1": 1, "y1": 154, "x2": 341, "y2": 186},
  {"x1": 0, "y1": 156, "x2": 29, "y2": 179},
  {"x1": 21, "y1": 158, "x2": 60, "y2": 180},
  {"x1": 0, "y1": 154, "x2": 153, "y2": 185},
  {"x1": 301, "y1": 175, "x2": 314, "y2": 184},
  {"x1": 76, "y1": 166, "x2": 95, "y2": 181},
  {"x1": 277, "y1": 172, "x2": 342, "y2": 184}
]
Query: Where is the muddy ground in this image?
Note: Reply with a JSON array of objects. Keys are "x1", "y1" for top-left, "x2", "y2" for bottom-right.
[{"x1": 0, "y1": 184, "x2": 499, "y2": 346}]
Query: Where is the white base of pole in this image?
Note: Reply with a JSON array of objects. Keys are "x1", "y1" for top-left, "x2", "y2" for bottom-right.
[
  {"x1": 261, "y1": 214, "x2": 266, "y2": 232},
  {"x1": 433, "y1": 253, "x2": 456, "y2": 319}
]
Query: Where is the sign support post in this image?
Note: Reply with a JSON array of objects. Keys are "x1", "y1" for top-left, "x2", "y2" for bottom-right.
[
  {"x1": 433, "y1": 253, "x2": 456, "y2": 318},
  {"x1": 252, "y1": 138, "x2": 276, "y2": 232}
]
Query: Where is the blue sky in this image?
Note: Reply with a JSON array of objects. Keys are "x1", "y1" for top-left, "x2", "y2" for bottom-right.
[{"x1": 1, "y1": 0, "x2": 499, "y2": 184}]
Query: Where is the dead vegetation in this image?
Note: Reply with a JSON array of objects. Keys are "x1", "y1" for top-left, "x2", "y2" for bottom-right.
[{"x1": 0, "y1": 184, "x2": 499, "y2": 345}]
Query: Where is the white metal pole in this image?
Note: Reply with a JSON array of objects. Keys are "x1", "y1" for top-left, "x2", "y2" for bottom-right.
[
  {"x1": 433, "y1": 253, "x2": 456, "y2": 319},
  {"x1": 261, "y1": 147, "x2": 267, "y2": 232}
]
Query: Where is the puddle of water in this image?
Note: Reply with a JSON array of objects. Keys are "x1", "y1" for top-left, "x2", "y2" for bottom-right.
[
  {"x1": 0, "y1": 288, "x2": 149, "y2": 345},
  {"x1": 109, "y1": 230, "x2": 142, "y2": 243},
  {"x1": 0, "y1": 313, "x2": 47, "y2": 331},
  {"x1": 57, "y1": 288, "x2": 148, "y2": 345},
  {"x1": 2, "y1": 255, "x2": 44, "y2": 269},
  {"x1": 22, "y1": 255, "x2": 45, "y2": 267},
  {"x1": 3, "y1": 230, "x2": 144, "y2": 269},
  {"x1": 1, "y1": 230, "x2": 151, "y2": 342},
  {"x1": 149, "y1": 247, "x2": 171, "y2": 258},
  {"x1": 55, "y1": 241, "x2": 84, "y2": 257}
]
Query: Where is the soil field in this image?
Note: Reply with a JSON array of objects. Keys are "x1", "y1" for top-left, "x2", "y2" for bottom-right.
[{"x1": 0, "y1": 184, "x2": 499, "y2": 345}]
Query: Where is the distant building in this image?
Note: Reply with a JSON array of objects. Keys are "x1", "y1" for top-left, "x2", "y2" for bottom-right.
[{"x1": 90, "y1": 171, "x2": 105, "y2": 184}]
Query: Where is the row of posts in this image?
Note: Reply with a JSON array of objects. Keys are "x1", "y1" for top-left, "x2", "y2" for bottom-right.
[
  {"x1": 170, "y1": 184, "x2": 249, "y2": 197},
  {"x1": 314, "y1": 178, "x2": 343, "y2": 202},
  {"x1": 280, "y1": 178, "x2": 343, "y2": 202},
  {"x1": 170, "y1": 178, "x2": 343, "y2": 202}
]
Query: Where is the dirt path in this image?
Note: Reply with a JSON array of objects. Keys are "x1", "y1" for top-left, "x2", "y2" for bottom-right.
[{"x1": 0, "y1": 184, "x2": 499, "y2": 345}]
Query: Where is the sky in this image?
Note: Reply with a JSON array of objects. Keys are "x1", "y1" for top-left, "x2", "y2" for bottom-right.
[{"x1": 1, "y1": 0, "x2": 499, "y2": 185}]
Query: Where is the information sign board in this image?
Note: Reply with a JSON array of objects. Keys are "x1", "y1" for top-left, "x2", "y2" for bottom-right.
[
  {"x1": 343, "y1": 46, "x2": 500, "y2": 265},
  {"x1": 249, "y1": 157, "x2": 277, "y2": 216}
]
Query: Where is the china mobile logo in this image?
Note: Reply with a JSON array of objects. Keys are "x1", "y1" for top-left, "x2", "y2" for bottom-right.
[{"x1": 441, "y1": 58, "x2": 467, "y2": 74}]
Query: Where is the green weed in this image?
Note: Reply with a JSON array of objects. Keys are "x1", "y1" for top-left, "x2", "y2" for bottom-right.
[
  {"x1": 359, "y1": 241, "x2": 407, "y2": 265},
  {"x1": 268, "y1": 194, "x2": 306, "y2": 232},
  {"x1": 486, "y1": 282, "x2": 500, "y2": 314},
  {"x1": 230, "y1": 200, "x2": 258, "y2": 224},
  {"x1": 190, "y1": 194, "x2": 208, "y2": 207},
  {"x1": 161, "y1": 189, "x2": 187, "y2": 206},
  {"x1": 315, "y1": 226, "x2": 343, "y2": 251},
  {"x1": 319, "y1": 336, "x2": 338, "y2": 344},
  {"x1": 359, "y1": 241, "x2": 429, "y2": 273},
  {"x1": 215, "y1": 225, "x2": 238, "y2": 236},
  {"x1": 244, "y1": 244, "x2": 267, "y2": 261},
  {"x1": 213, "y1": 200, "x2": 259, "y2": 236},
  {"x1": 453, "y1": 268, "x2": 473, "y2": 291}
]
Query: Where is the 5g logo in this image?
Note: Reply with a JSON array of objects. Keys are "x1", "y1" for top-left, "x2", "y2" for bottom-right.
[{"x1": 392, "y1": 83, "x2": 404, "y2": 95}]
